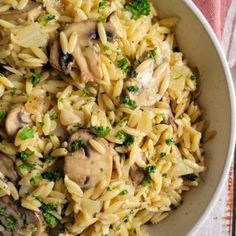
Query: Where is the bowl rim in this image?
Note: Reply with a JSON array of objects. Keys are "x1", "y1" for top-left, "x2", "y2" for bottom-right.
[{"x1": 183, "y1": 0, "x2": 236, "y2": 235}]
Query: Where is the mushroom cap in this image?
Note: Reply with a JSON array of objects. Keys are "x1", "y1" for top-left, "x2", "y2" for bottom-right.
[
  {"x1": 49, "y1": 19, "x2": 116, "y2": 82},
  {"x1": 0, "y1": 196, "x2": 43, "y2": 236},
  {"x1": 64, "y1": 129, "x2": 113, "y2": 189},
  {"x1": 0, "y1": 154, "x2": 18, "y2": 183},
  {"x1": 5, "y1": 104, "x2": 31, "y2": 137},
  {"x1": 130, "y1": 164, "x2": 145, "y2": 186}
]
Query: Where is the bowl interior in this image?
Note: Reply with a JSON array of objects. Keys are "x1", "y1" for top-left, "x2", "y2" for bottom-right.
[{"x1": 148, "y1": 0, "x2": 234, "y2": 235}]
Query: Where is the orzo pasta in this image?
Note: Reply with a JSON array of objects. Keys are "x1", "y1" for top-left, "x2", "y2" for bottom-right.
[{"x1": 0, "y1": 0, "x2": 213, "y2": 235}]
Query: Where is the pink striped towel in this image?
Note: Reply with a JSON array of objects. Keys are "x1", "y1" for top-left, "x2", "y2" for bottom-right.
[{"x1": 193, "y1": 0, "x2": 236, "y2": 69}]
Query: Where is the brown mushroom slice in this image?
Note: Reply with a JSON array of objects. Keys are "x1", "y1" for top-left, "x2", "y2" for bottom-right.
[
  {"x1": 0, "y1": 2, "x2": 42, "y2": 21},
  {"x1": 125, "y1": 60, "x2": 170, "y2": 107},
  {"x1": 130, "y1": 164, "x2": 144, "y2": 185},
  {"x1": 5, "y1": 104, "x2": 32, "y2": 137},
  {"x1": 0, "y1": 154, "x2": 18, "y2": 183},
  {"x1": 50, "y1": 19, "x2": 116, "y2": 82},
  {"x1": 0, "y1": 196, "x2": 43, "y2": 236},
  {"x1": 64, "y1": 130, "x2": 113, "y2": 189}
]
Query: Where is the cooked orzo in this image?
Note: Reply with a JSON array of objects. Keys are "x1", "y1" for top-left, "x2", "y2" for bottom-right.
[{"x1": 0, "y1": 0, "x2": 213, "y2": 235}]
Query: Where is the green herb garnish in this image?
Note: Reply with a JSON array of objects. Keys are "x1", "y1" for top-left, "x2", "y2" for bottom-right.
[
  {"x1": 18, "y1": 163, "x2": 36, "y2": 172},
  {"x1": 50, "y1": 112, "x2": 58, "y2": 120},
  {"x1": 107, "y1": 186, "x2": 112, "y2": 191},
  {"x1": 0, "y1": 207, "x2": 5, "y2": 216},
  {"x1": 31, "y1": 73, "x2": 41, "y2": 86},
  {"x1": 116, "y1": 130, "x2": 126, "y2": 142},
  {"x1": 123, "y1": 96, "x2": 137, "y2": 109},
  {"x1": 19, "y1": 127, "x2": 34, "y2": 140},
  {"x1": 128, "y1": 85, "x2": 139, "y2": 93},
  {"x1": 147, "y1": 49, "x2": 157, "y2": 59},
  {"x1": 119, "y1": 189, "x2": 128, "y2": 195},
  {"x1": 124, "y1": 135, "x2": 134, "y2": 146},
  {"x1": 30, "y1": 174, "x2": 42, "y2": 186},
  {"x1": 43, "y1": 14, "x2": 56, "y2": 26},
  {"x1": 42, "y1": 171, "x2": 62, "y2": 182},
  {"x1": 93, "y1": 126, "x2": 111, "y2": 137},
  {"x1": 191, "y1": 75, "x2": 197, "y2": 81},
  {"x1": 146, "y1": 165, "x2": 156, "y2": 174},
  {"x1": 0, "y1": 111, "x2": 6, "y2": 120},
  {"x1": 70, "y1": 139, "x2": 85, "y2": 152},
  {"x1": 118, "y1": 58, "x2": 130, "y2": 73},
  {"x1": 141, "y1": 175, "x2": 151, "y2": 187},
  {"x1": 6, "y1": 216, "x2": 16, "y2": 230},
  {"x1": 82, "y1": 89, "x2": 90, "y2": 97},
  {"x1": 16, "y1": 151, "x2": 33, "y2": 161},
  {"x1": 160, "y1": 152, "x2": 166, "y2": 158},
  {"x1": 130, "y1": 70, "x2": 138, "y2": 78},
  {"x1": 162, "y1": 173, "x2": 167, "y2": 178},
  {"x1": 124, "y1": 0, "x2": 151, "y2": 20},
  {"x1": 99, "y1": 0, "x2": 107, "y2": 10},
  {"x1": 165, "y1": 138, "x2": 175, "y2": 145},
  {"x1": 103, "y1": 45, "x2": 110, "y2": 51}
]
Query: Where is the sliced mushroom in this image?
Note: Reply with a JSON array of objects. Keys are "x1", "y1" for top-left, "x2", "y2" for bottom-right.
[
  {"x1": 130, "y1": 164, "x2": 144, "y2": 185},
  {"x1": 5, "y1": 104, "x2": 32, "y2": 137},
  {"x1": 64, "y1": 129, "x2": 113, "y2": 189},
  {"x1": 0, "y1": 2, "x2": 42, "y2": 21},
  {"x1": 0, "y1": 196, "x2": 43, "y2": 236},
  {"x1": 50, "y1": 19, "x2": 116, "y2": 82},
  {"x1": 0, "y1": 154, "x2": 18, "y2": 183},
  {"x1": 124, "y1": 60, "x2": 170, "y2": 107}
]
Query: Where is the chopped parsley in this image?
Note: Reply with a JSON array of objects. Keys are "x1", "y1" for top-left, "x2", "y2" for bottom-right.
[
  {"x1": 160, "y1": 152, "x2": 166, "y2": 158},
  {"x1": 42, "y1": 171, "x2": 62, "y2": 182},
  {"x1": 118, "y1": 58, "x2": 130, "y2": 73},
  {"x1": 165, "y1": 138, "x2": 175, "y2": 145},
  {"x1": 0, "y1": 111, "x2": 6, "y2": 120},
  {"x1": 107, "y1": 186, "x2": 112, "y2": 191},
  {"x1": 16, "y1": 151, "x2": 33, "y2": 161},
  {"x1": 43, "y1": 14, "x2": 56, "y2": 26},
  {"x1": 99, "y1": 0, "x2": 107, "y2": 10},
  {"x1": 191, "y1": 75, "x2": 197, "y2": 81},
  {"x1": 70, "y1": 139, "x2": 85, "y2": 152},
  {"x1": 98, "y1": 17, "x2": 106, "y2": 23},
  {"x1": 31, "y1": 73, "x2": 41, "y2": 86},
  {"x1": 119, "y1": 189, "x2": 128, "y2": 195},
  {"x1": 19, "y1": 127, "x2": 34, "y2": 140},
  {"x1": 30, "y1": 174, "x2": 42, "y2": 186},
  {"x1": 162, "y1": 173, "x2": 167, "y2": 178},
  {"x1": 93, "y1": 126, "x2": 111, "y2": 137},
  {"x1": 18, "y1": 163, "x2": 36, "y2": 172},
  {"x1": 116, "y1": 130, "x2": 126, "y2": 142},
  {"x1": 141, "y1": 175, "x2": 151, "y2": 187},
  {"x1": 0, "y1": 207, "x2": 5, "y2": 216},
  {"x1": 116, "y1": 130, "x2": 134, "y2": 146},
  {"x1": 41, "y1": 203, "x2": 58, "y2": 228},
  {"x1": 6, "y1": 216, "x2": 16, "y2": 230},
  {"x1": 147, "y1": 49, "x2": 157, "y2": 59},
  {"x1": 146, "y1": 165, "x2": 156, "y2": 174},
  {"x1": 82, "y1": 89, "x2": 90, "y2": 97},
  {"x1": 124, "y1": 0, "x2": 151, "y2": 20},
  {"x1": 50, "y1": 112, "x2": 58, "y2": 120},
  {"x1": 130, "y1": 70, "x2": 138, "y2": 78},
  {"x1": 128, "y1": 85, "x2": 139, "y2": 93},
  {"x1": 103, "y1": 45, "x2": 110, "y2": 51},
  {"x1": 123, "y1": 96, "x2": 137, "y2": 109},
  {"x1": 11, "y1": 87, "x2": 16, "y2": 96},
  {"x1": 123, "y1": 135, "x2": 134, "y2": 146}
]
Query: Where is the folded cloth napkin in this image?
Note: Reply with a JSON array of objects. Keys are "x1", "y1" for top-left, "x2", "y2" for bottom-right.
[{"x1": 193, "y1": 0, "x2": 236, "y2": 69}]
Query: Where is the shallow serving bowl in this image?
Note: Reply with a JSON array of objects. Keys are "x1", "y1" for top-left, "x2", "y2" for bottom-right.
[{"x1": 148, "y1": 0, "x2": 236, "y2": 235}]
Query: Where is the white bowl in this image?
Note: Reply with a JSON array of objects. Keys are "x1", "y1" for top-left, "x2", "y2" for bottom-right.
[{"x1": 148, "y1": 0, "x2": 236, "y2": 235}]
